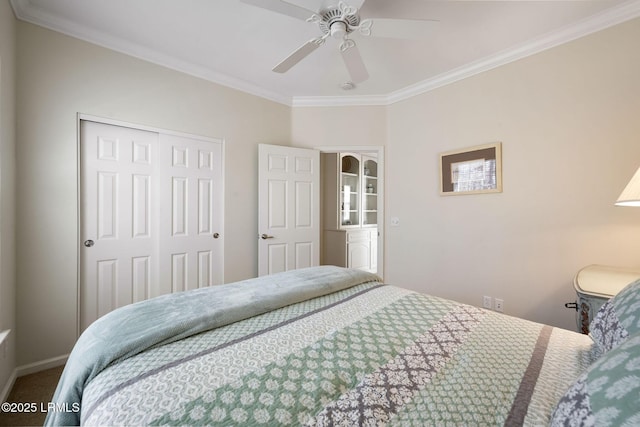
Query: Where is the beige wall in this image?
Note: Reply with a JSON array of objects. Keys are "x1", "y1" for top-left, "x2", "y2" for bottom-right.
[
  {"x1": 291, "y1": 105, "x2": 387, "y2": 149},
  {"x1": 0, "y1": 0, "x2": 17, "y2": 395},
  {"x1": 385, "y1": 18, "x2": 640, "y2": 330},
  {"x1": 15, "y1": 22, "x2": 292, "y2": 365}
]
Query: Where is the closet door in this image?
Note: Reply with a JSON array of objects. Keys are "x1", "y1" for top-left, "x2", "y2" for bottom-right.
[
  {"x1": 80, "y1": 120, "x2": 223, "y2": 332},
  {"x1": 80, "y1": 121, "x2": 160, "y2": 332},
  {"x1": 158, "y1": 133, "x2": 224, "y2": 294}
]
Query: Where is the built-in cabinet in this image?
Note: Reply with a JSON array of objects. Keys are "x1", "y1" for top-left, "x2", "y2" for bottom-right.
[{"x1": 322, "y1": 153, "x2": 378, "y2": 273}]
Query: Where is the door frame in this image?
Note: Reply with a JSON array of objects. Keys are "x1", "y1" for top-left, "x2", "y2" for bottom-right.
[
  {"x1": 76, "y1": 113, "x2": 226, "y2": 337},
  {"x1": 315, "y1": 145, "x2": 384, "y2": 279}
]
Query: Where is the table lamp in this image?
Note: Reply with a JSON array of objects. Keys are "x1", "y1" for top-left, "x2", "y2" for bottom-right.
[{"x1": 616, "y1": 167, "x2": 640, "y2": 207}]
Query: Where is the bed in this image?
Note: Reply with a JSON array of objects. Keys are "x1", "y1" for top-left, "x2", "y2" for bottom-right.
[{"x1": 45, "y1": 266, "x2": 640, "y2": 426}]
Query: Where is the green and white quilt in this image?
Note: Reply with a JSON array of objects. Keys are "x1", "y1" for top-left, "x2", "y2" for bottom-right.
[{"x1": 48, "y1": 267, "x2": 597, "y2": 426}]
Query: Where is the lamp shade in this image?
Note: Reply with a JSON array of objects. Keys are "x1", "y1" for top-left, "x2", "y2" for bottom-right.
[{"x1": 616, "y1": 167, "x2": 640, "y2": 207}]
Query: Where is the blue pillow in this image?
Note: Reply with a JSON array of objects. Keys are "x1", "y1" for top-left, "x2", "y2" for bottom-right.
[
  {"x1": 550, "y1": 333, "x2": 640, "y2": 426},
  {"x1": 589, "y1": 278, "x2": 640, "y2": 353}
]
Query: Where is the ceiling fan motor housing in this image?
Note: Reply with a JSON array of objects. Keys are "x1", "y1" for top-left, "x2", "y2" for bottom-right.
[{"x1": 318, "y1": 6, "x2": 360, "y2": 38}]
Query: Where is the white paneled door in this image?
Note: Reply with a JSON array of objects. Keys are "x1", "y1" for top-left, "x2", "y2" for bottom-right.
[
  {"x1": 258, "y1": 144, "x2": 319, "y2": 276},
  {"x1": 80, "y1": 122, "x2": 158, "y2": 331},
  {"x1": 80, "y1": 120, "x2": 223, "y2": 332},
  {"x1": 158, "y1": 133, "x2": 224, "y2": 294}
]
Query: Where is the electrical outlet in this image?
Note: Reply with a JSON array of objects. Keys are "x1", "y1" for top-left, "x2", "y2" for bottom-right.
[
  {"x1": 495, "y1": 298, "x2": 504, "y2": 312},
  {"x1": 483, "y1": 296, "x2": 493, "y2": 310}
]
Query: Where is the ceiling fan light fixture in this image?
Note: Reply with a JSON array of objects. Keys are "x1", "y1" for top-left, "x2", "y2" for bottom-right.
[{"x1": 330, "y1": 21, "x2": 348, "y2": 39}]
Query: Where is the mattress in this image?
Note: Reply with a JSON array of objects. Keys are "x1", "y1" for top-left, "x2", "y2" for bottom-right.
[{"x1": 45, "y1": 266, "x2": 597, "y2": 426}]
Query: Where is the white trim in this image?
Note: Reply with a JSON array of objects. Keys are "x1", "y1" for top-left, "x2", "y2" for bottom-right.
[
  {"x1": 0, "y1": 331, "x2": 12, "y2": 401},
  {"x1": 75, "y1": 117, "x2": 82, "y2": 339},
  {"x1": 77, "y1": 114, "x2": 225, "y2": 145},
  {"x1": 1, "y1": 369, "x2": 17, "y2": 403},
  {"x1": 293, "y1": 94, "x2": 388, "y2": 108},
  {"x1": 1, "y1": 353, "x2": 69, "y2": 402},
  {"x1": 16, "y1": 354, "x2": 69, "y2": 377}
]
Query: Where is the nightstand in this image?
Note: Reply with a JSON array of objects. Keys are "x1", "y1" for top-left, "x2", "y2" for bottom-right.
[{"x1": 568, "y1": 265, "x2": 640, "y2": 334}]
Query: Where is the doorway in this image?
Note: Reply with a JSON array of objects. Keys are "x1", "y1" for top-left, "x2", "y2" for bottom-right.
[{"x1": 318, "y1": 146, "x2": 384, "y2": 278}]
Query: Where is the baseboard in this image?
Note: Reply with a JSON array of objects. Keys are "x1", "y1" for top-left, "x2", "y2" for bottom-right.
[
  {"x1": 1, "y1": 355, "x2": 68, "y2": 402},
  {"x1": 1, "y1": 368, "x2": 17, "y2": 403},
  {"x1": 16, "y1": 354, "x2": 68, "y2": 377}
]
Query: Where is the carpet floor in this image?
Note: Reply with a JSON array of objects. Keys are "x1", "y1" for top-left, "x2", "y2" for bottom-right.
[{"x1": 0, "y1": 366, "x2": 64, "y2": 427}]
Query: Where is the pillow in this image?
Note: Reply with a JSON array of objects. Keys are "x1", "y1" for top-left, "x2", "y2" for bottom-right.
[
  {"x1": 589, "y1": 278, "x2": 640, "y2": 353},
  {"x1": 550, "y1": 333, "x2": 640, "y2": 427}
]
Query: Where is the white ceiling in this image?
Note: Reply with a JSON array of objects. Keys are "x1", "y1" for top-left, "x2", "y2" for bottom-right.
[{"x1": 10, "y1": 0, "x2": 640, "y2": 106}]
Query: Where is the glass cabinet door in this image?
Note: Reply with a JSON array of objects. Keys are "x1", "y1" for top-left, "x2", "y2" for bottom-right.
[
  {"x1": 341, "y1": 155, "x2": 360, "y2": 227},
  {"x1": 363, "y1": 157, "x2": 378, "y2": 227}
]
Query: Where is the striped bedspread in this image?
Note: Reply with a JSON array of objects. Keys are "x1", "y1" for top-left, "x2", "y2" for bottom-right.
[{"x1": 76, "y1": 273, "x2": 595, "y2": 426}]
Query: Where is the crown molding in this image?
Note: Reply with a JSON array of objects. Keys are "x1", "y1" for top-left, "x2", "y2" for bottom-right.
[
  {"x1": 9, "y1": 0, "x2": 293, "y2": 106},
  {"x1": 294, "y1": 0, "x2": 640, "y2": 107},
  {"x1": 292, "y1": 94, "x2": 388, "y2": 107},
  {"x1": 11, "y1": 0, "x2": 640, "y2": 108},
  {"x1": 384, "y1": 0, "x2": 640, "y2": 106}
]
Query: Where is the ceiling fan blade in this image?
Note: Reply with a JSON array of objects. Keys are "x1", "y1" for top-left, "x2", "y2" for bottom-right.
[
  {"x1": 273, "y1": 38, "x2": 324, "y2": 73},
  {"x1": 240, "y1": 0, "x2": 315, "y2": 21},
  {"x1": 340, "y1": 43, "x2": 369, "y2": 84},
  {"x1": 369, "y1": 18, "x2": 439, "y2": 39},
  {"x1": 288, "y1": 0, "x2": 365, "y2": 11},
  {"x1": 347, "y1": 0, "x2": 366, "y2": 10}
]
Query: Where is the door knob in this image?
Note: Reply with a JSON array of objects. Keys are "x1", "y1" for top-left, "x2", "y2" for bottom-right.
[
  {"x1": 260, "y1": 234, "x2": 274, "y2": 240},
  {"x1": 84, "y1": 240, "x2": 95, "y2": 247},
  {"x1": 213, "y1": 233, "x2": 220, "y2": 239}
]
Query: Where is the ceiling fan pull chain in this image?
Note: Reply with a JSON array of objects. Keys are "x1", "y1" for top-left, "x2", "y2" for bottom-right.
[{"x1": 358, "y1": 19, "x2": 373, "y2": 36}]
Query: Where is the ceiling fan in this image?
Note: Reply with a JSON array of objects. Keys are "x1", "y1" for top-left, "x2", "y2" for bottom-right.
[{"x1": 241, "y1": 0, "x2": 439, "y2": 84}]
